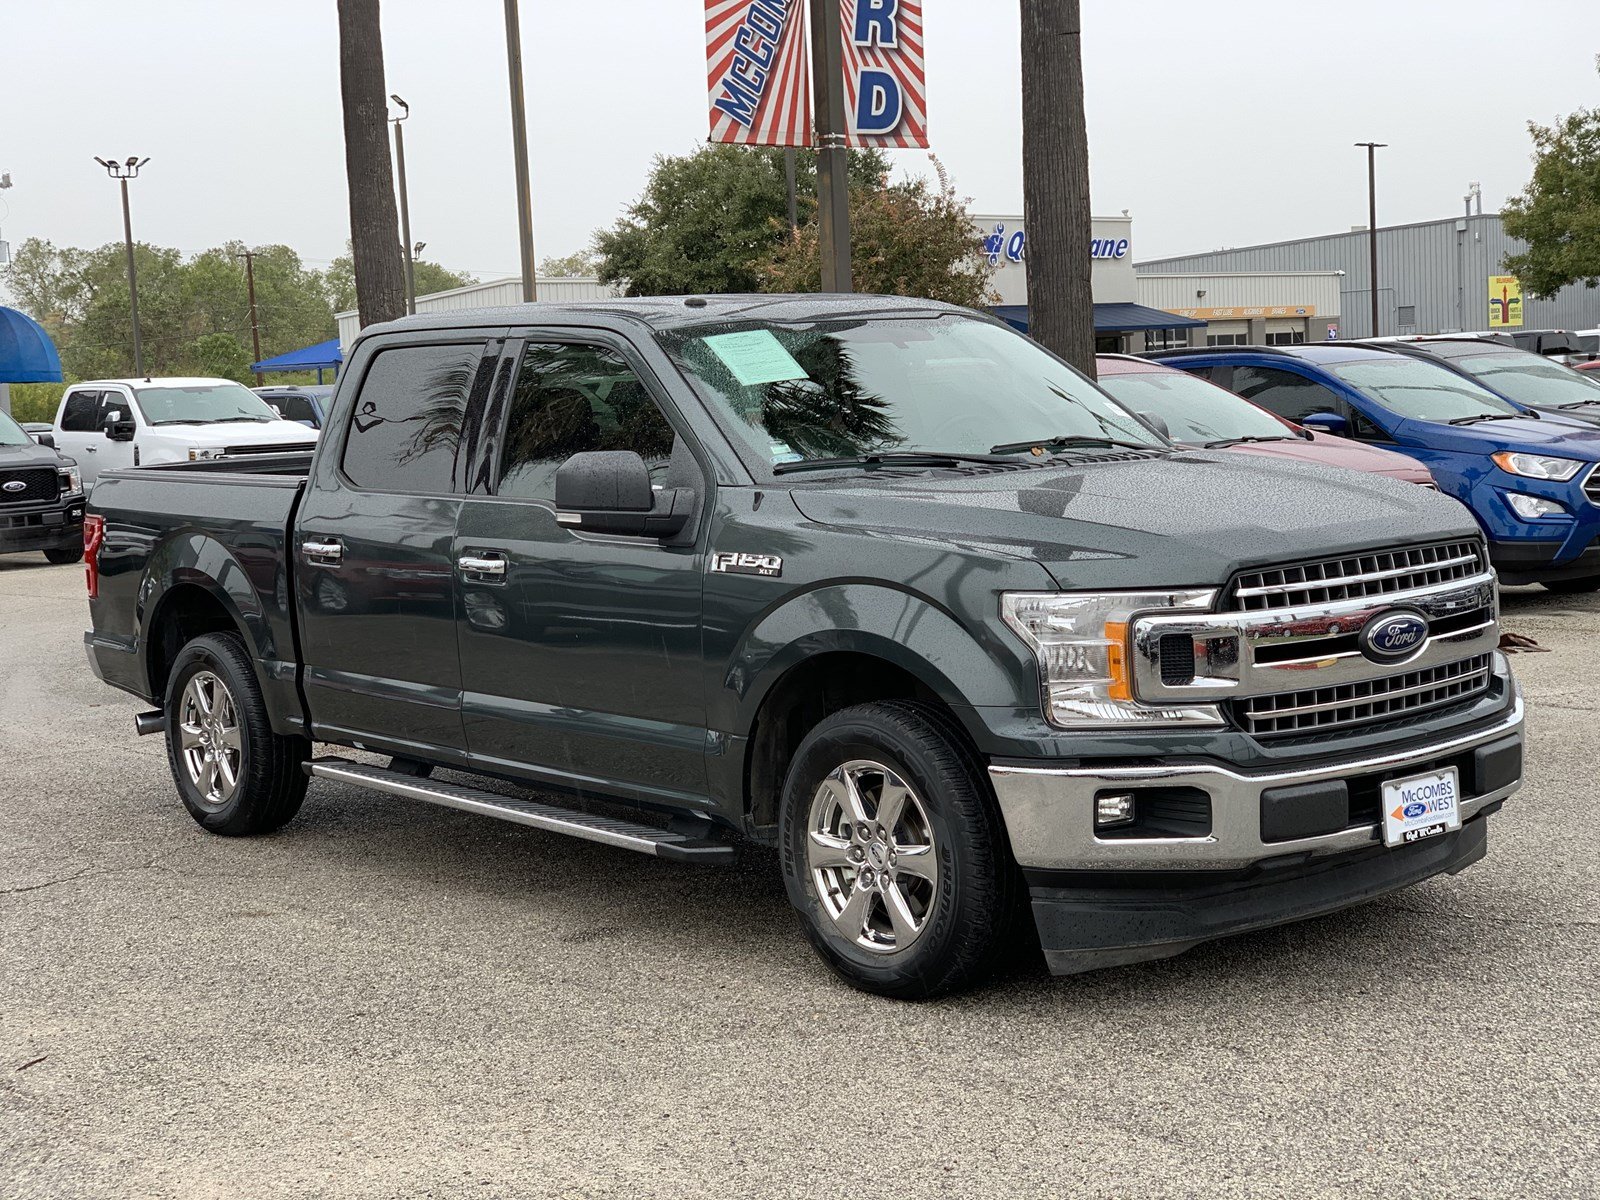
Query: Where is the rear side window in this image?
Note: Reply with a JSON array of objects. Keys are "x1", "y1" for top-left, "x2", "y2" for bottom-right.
[
  {"x1": 60, "y1": 391, "x2": 103, "y2": 432},
  {"x1": 270, "y1": 394, "x2": 317, "y2": 425},
  {"x1": 496, "y1": 342, "x2": 678, "y2": 503},
  {"x1": 342, "y1": 343, "x2": 485, "y2": 493}
]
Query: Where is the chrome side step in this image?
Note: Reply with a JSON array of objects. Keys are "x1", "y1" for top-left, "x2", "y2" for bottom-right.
[{"x1": 305, "y1": 757, "x2": 735, "y2": 863}]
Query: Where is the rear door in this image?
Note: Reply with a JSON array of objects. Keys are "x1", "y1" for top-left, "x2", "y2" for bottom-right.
[
  {"x1": 294, "y1": 330, "x2": 502, "y2": 765},
  {"x1": 54, "y1": 389, "x2": 104, "y2": 482},
  {"x1": 452, "y1": 332, "x2": 711, "y2": 805}
]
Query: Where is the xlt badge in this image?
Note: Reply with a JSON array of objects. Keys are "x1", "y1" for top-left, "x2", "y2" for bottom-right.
[{"x1": 711, "y1": 551, "x2": 783, "y2": 578}]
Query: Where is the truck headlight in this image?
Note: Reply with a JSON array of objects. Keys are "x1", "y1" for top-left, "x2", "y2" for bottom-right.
[
  {"x1": 1491, "y1": 452, "x2": 1583, "y2": 481},
  {"x1": 1001, "y1": 591, "x2": 1223, "y2": 728},
  {"x1": 58, "y1": 465, "x2": 82, "y2": 496},
  {"x1": 187, "y1": 447, "x2": 224, "y2": 462}
]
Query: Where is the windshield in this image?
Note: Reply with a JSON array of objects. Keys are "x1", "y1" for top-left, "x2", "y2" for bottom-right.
[
  {"x1": 1327, "y1": 358, "x2": 1521, "y2": 423},
  {"x1": 657, "y1": 315, "x2": 1163, "y2": 468},
  {"x1": 1445, "y1": 351, "x2": 1600, "y2": 408},
  {"x1": 133, "y1": 383, "x2": 281, "y2": 426},
  {"x1": 0, "y1": 410, "x2": 30, "y2": 447},
  {"x1": 1096, "y1": 370, "x2": 1291, "y2": 444}
]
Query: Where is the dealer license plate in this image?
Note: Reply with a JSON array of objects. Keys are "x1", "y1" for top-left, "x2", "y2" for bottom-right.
[{"x1": 1381, "y1": 767, "x2": 1462, "y2": 848}]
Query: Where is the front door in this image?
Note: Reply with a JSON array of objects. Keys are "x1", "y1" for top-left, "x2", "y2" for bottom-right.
[
  {"x1": 295, "y1": 334, "x2": 499, "y2": 765},
  {"x1": 453, "y1": 335, "x2": 710, "y2": 806}
]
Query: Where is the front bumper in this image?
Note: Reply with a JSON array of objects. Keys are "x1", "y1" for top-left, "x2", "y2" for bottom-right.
[
  {"x1": 1489, "y1": 537, "x2": 1600, "y2": 586},
  {"x1": 0, "y1": 495, "x2": 86, "y2": 554},
  {"x1": 989, "y1": 690, "x2": 1523, "y2": 972}
]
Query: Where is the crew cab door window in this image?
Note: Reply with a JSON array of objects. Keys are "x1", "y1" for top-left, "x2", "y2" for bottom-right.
[
  {"x1": 1231, "y1": 365, "x2": 1383, "y2": 440},
  {"x1": 340, "y1": 343, "x2": 484, "y2": 493},
  {"x1": 59, "y1": 391, "x2": 104, "y2": 432}
]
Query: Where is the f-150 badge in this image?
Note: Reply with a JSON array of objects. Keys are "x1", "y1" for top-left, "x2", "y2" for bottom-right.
[{"x1": 710, "y1": 551, "x2": 783, "y2": 578}]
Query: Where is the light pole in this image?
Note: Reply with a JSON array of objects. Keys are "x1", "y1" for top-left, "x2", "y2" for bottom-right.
[
  {"x1": 390, "y1": 94, "x2": 417, "y2": 315},
  {"x1": 235, "y1": 249, "x2": 263, "y2": 371},
  {"x1": 809, "y1": 0, "x2": 851, "y2": 292},
  {"x1": 1355, "y1": 142, "x2": 1386, "y2": 338},
  {"x1": 503, "y1": 0, "x2": 538, "y2": 302},
  {"x1": 95, "y1": 155, "x2": 150, "y2": 377}
]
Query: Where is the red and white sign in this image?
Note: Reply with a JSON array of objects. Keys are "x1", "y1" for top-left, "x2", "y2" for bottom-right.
[{"x1": 706, "y1": 1, "x2": 927, "y2": 149}]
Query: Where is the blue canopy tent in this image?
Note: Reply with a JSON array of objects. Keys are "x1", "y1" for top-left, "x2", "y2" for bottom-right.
[
  {"x1": 251, "y1": 337, "x2": 344, "y2": 384},
  {"x1": 0, "y1": 306, "x2": 64, "y2": 418}
]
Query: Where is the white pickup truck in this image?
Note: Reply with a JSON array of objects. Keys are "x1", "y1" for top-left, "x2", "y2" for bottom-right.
[{"x1": 52, "y1": 377, "x2": 319, "y2": 489}]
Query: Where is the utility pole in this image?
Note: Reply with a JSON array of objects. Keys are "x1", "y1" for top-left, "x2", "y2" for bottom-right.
[
  {"x1": 504, "y1": 0, "x2": 538, "y2": 302},
  {"x1": 1356, "y1": 142, "x2": 1386, "y2": 338},
  {"x1": 809, "y1": 0, "x2": 851, "y2": 292},
  {"x1": 390, "y1": 94, "x2": 417, "y2": 314},
  {"x1": 95, "y1": 156, "x2": 150, "y2": 377},
  {"x1": 236, "y1": 249, "x2": 263, "y2": 372}
]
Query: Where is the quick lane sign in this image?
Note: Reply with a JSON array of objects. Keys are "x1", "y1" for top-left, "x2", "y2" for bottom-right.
[{"x1": 1488, "y1": 276, "x2": 1523, "y2": 328}]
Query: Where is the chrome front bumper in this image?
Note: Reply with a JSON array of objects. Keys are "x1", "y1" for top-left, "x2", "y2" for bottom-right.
[{"x1": 989, "y1": 690, "x2": 1524, "y2": 872}]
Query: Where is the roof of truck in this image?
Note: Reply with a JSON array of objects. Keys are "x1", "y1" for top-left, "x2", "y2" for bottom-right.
[
  {"x1": 357, "y1": 294, "x2": 974, "y2": 341},
  {"x1": 68, "y1": 376, "x2": 240, "y2": 388}
]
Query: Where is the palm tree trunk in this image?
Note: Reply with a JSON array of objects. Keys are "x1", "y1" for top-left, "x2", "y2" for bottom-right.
[
  {"x1": 337, "y1": 0, "x2": 405, "y2": 327},
  {"x1": 1019, "y1": 0, "x2": 1096, "y2": 377}
]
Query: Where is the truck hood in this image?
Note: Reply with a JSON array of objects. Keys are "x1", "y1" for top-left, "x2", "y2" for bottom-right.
[
  {"x1": 787, "y1": 453, "x2": 1479, "y2": 590},
  {"x1": 1220, "y1": 433, "x2": 1432, "y2": 483},
  {"x1": 1401, "y1": 414, "x2": 1600, "y2": 459},
  {"x1": 143, "y1": 420, "x2": 319, "y2": 448},
  {"x1": 0, "y1": 440, "x2": 68, "y2": 470}
]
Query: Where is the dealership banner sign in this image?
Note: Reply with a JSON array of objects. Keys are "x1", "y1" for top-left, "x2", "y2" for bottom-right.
[
  {"x1": 706, "y1": 1, "x2": 927, "y2": 149},
  {"x1": 1488, "y1": 275, "x2": 1523, "y2": 328}
]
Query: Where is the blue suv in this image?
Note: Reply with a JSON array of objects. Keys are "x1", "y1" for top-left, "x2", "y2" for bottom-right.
[{"x1": 1152, "y1": 344, "x2": 1600, "y2": 591}]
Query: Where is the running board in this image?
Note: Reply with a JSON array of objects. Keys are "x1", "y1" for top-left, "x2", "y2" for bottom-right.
[{"x1": 305, "y1": 758, "x2": 735, "y2": 863}]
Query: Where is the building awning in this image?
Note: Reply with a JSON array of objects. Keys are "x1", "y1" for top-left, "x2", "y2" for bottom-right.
[
  {"x1": 991, "y1": 303, "x2": 1206, "y2": 335},
  {"x1": 251, "y1": 338, "x2": 344, "y2": 374},
  {"x1": 0, "y1": 306, "x2": 64, "y2": 383}
]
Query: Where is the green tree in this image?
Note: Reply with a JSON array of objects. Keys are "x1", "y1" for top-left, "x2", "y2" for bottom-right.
[
  {"x1": 324, "y1": 250, "x2": 473, "y2": 312},
  {"x1": 538, "y1": 250, "x2": 600, "y2": 278},
  {"x1": 594, "y1": 144, "x2": 890, "y2": 296},
  {"x1": 1502, "y1": 90, "x2": 1600, "y2": 297},
  {"x1": 188, "y1": 332, "x2": 252, "y2": 383},
  {"x1": 760, "y1": 158, "x2": 996, "y2": 307}
]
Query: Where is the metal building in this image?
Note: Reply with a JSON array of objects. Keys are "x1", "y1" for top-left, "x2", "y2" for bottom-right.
[{"x1": 1137, "y1": 214, "x2": 1600, "y2": 340}]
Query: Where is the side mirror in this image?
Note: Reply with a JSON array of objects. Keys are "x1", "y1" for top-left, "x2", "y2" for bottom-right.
[
  {"x1": 555, "y1": 450, "x2": 693, "y2": 538},
  {"x1": 34, "y1": 431, "x2": 56, "y2": 449},
  {"x1": 1138, "y1": 411, "x2": 1171, "y2": 439},
  {"x1": 103, "y1": 410, "x2": 136, "y2": 441},
  {"x1": 1300, "y1": 411, "x2": 1348, "y2": 436}
]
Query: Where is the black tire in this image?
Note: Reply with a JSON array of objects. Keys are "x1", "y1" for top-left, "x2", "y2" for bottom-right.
[
  {"x1": 163, "y1": 632, "x2": 310, "y2": 836},
  {"x1": 44, "y1": 545, "x2": 83, "y2": 565},
  {"x1": 779, "y1": 700, "x2": 1020, "y2": 999},
  {"x1": 1542, "y1": 575, "x2": 1600, "y2": 593}
]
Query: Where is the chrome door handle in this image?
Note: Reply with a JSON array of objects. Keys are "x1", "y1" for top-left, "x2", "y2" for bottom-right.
[
  {"x1": 302, "y1": 538, "x2": 344, "y2": 566},
  {"x1": 458, "y1": 553, "x2": 507, "y2": 581},
  {"x1": 84, "y1": 445, "x2": 97, "y2": 452}
]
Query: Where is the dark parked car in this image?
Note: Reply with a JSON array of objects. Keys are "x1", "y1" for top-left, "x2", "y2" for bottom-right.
[
  {"x1": 0, "y1": 407, "x2": 86, "y2": 564},
  {"x1": 83, "y1": 297, "x2": 1522, "y2": 997},
  {"x1": 1365, "y1": 337, "x2": 1600, "y2": 427},
  {"x1": 254, "y1": 385, "x2": 335, "y2": 429}
]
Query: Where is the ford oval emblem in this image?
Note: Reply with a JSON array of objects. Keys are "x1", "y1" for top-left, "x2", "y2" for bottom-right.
[
  {"x1": 1360, "y1": 610, "x2": 1428, "y2": 663},
  {"x1": 2, "y1": 480, "x2": 26, "y2": 493}
]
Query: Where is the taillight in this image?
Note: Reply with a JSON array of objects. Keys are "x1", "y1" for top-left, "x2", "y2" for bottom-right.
[{"x1": 84, "y1": 514, "x2": 105, "y2": 599}]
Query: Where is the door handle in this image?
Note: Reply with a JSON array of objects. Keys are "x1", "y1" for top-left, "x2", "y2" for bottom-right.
[
  {"x1": 458, "y1": 552, "x2": 508, "y2": 582},
  {"x1": 302, "y1": 538, "x2": 344, "y2": 566},
  {"x1": 84, "y1": 445, "x2": 97, "y2": 453}
]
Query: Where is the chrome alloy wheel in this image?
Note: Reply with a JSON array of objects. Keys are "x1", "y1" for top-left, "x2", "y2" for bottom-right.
[
  {"x1": 178, "y1": 670, "x2": 243, "y2": 811},
  {"x1": 806, "y1": 760, "x2": 939, "y2": 954}
]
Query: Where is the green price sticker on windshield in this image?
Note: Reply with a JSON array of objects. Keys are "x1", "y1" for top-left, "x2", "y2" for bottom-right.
[{"x1": 702, "y1": 330, "x2": 810, "y2": 387}]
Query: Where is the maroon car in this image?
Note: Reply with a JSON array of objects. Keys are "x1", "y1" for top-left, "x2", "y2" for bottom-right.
[{"x1": 1095, "y1": 354, "x2": 1435, "y2": 485}]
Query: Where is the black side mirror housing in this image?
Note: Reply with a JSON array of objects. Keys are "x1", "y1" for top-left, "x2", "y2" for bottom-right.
[
  {"x1": 34, "y1": 431, "x2": 56, "y2": 448},
  {"x1": 1137, "y1": 411, "x2": 1171, "y2": 440},
  {"x1": 555, "y1": 450, "x2": 693, "y2": 538},
  {"x1": 103, "y1": 410, "x2": 136, "y2": 441}
]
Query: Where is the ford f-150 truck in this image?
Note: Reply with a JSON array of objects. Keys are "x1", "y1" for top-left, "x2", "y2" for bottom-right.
[{"x1": 82, "y1": 297, "x2": 1525, "y2": 998}]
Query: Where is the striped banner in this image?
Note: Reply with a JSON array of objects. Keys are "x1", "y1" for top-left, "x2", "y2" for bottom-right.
[{"x1": 706, "y1": 1, "x2": 927, "y2": 150}]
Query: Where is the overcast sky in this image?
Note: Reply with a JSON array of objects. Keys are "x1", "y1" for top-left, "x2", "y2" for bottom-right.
[{"x1": 3, "y1": 0, "x2": 1596, "y2": 288}]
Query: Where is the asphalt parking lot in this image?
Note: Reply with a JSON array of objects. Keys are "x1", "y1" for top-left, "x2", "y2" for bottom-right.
[{"x1": 1, "y1": 558, "x2": 1596, "y2": 1199}]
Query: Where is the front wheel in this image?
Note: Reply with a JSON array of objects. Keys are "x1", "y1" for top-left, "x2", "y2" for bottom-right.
[
  {"x1": 1542, "y1": 575, "x2": 1600, "y2": 593},
  {"x1": 44, "y1": 545, "x2": 83, "y2": 565},
  {"x1": 779, "y1": 701, "x2": 1020, "y2": 999},
  {"x1": 164, "y1": 633, "x2": 310, "y2": 835}
]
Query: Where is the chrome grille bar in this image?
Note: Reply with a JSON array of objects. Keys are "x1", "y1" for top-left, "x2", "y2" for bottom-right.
[
  {"x1": 1238, "y1": 655, "x2": 1493, "y2": 737},
  {"x1": 1230, "y1": 539, "x2": 1486, "y2": 612}
]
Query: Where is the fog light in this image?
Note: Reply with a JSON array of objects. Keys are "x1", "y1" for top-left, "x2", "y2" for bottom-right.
[
  {"x1": 1505, "y1": 492, "x2": 1567, "y2": 520},
  {"x1": 1095, "y1": 793, "x2": 1137, "y2": 827}
]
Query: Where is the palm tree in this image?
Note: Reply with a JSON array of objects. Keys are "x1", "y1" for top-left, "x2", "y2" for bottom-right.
[
  {"x1": 1019, "y1": 0, "x2": 1096, "y2": 377},
  {"x1": 337, "y1": 0, "x2": 406, "y2": 327}
]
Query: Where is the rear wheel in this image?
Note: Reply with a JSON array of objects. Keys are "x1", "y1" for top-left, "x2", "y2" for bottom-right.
[
  {"x1": 164, "y1": 633, "x2": 310, "y2": 835},
  {"x1": 779, "y1": 701, "x2": 1020, "y2": 999},
  {"x1": 44, "y1": 546, "x2": 83, "y2": 565},
  {"x1": 1542, "y1": 575, "x2": 1600, "y2": 593}
]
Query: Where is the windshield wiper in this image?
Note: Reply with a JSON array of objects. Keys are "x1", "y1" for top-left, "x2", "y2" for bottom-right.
[
  {"x1": 1202, "y1": 435, "x2": 1296, "y2": 448},
  {"x1": 1447, "y1": 413, "x2": 1521, "y2": 425},
  {"x1": 772, "y1": 450, "x2": 1012, "y2": 475},
  {"x1": 1556, "y1": 400, "x2": 1600, "y2": 409},
  {"x1": 149, "y1": 418, "x2": 217, "y2": 426},
  {"x1": 989, "y1": 434, "x2": 1160, "y2": 455},
  {"x1": 210, "y1": 416, "x2": 274, "y2": 423}
]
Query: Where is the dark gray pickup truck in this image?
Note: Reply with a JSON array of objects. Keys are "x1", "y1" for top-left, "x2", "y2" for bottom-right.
[{"x1": 83, "y1": 296, "x2": 1525, "y2": 997}]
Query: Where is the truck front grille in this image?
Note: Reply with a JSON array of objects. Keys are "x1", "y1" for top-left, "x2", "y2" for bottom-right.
[
  {"x1": 1235, "y1": 654, "x2": 1494, "y2": 738},
  {"x1": 0, "y1": 468, "x2": 59, "y2": 505},
  {"x1": 221, "y1": 442, "x2": 315, "y2": 457},
  {"x1": 1229, "y1": 539, "x2": 1487, "y2": 612}
]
